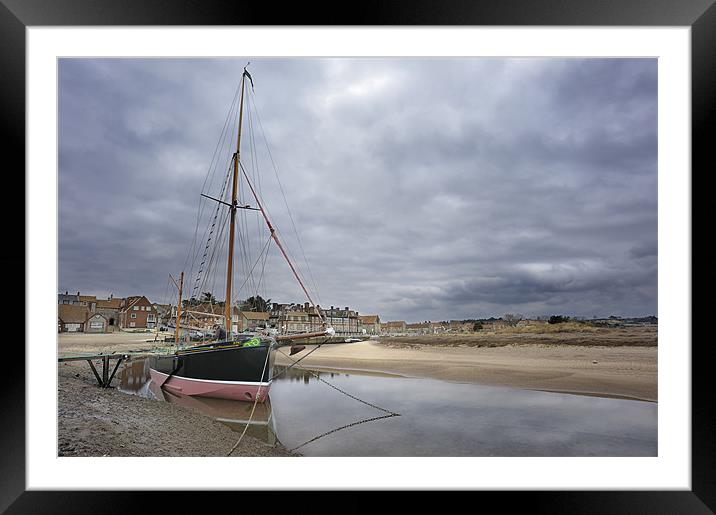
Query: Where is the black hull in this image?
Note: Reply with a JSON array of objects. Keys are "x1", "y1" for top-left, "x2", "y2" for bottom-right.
[{"x1": 149, "y1": 342, "x2": 275, "y2": 384}]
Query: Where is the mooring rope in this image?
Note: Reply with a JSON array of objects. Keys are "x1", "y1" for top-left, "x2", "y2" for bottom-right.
[
  {"x1": 270, "y1": 339, "x2": 329, "y2": 380},
  {"x1": 226, "y1": 343, "x2": 272, "y2": 457}
]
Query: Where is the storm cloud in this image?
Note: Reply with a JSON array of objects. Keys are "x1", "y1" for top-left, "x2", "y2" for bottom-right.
[{"x1": 58, "y1": 58, "x2": 657, "y2": 321}]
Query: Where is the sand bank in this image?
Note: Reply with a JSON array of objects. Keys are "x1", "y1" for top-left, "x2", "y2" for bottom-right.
[{"x1": 275, "y1": 341, "x2": 657, "y2": 402}]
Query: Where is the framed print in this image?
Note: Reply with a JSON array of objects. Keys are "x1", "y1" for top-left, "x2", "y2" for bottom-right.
[{"x1": 4, "y1": 0, "x2": 710, "y2": 512}]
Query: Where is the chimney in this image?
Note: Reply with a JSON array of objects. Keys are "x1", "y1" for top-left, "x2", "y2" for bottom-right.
[
  {"x1": 65, "y1": 291, "x2": 68, "y2": 295},
  {"x1": 345, "y1": 307, "x2": 349, "y2": 311},
  {"x1": 77, "y1": 291, "x2": 80, "y2": 296},
  {"x1": 330, "y1": 306, "x2": 334, "y2": 310},
  {"x1": 110, "y1": 293, "x2": 113, "y2": 300}
]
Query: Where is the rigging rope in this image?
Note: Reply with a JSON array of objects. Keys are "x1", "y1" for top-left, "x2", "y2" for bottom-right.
[
  {"x1": 182, "y1": 80, "x2": 242, "y2": 286},
  {"x1": 248, "y1": 89, "x2": 323, "y2": 306}
]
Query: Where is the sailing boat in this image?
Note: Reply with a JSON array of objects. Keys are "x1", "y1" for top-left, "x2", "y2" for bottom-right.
[{"x1": 149, "y1": 65, "x2": 334, "y2": 402}]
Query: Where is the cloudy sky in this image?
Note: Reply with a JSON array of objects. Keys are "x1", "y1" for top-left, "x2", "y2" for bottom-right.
[{"x1": 58, "y1": 58, "x2": 657, "y2": 321}]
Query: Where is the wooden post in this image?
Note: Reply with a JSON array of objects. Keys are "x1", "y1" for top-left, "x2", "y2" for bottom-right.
[
  {"x1": 102, "y1": 355, "x2": 109, "y2": 386},
  {"x1": 106, "y1": 358, "x2": 123, "y2": 388},
  {"x1": 86, "y1": 359, "x2": 102, "y2": 386}
]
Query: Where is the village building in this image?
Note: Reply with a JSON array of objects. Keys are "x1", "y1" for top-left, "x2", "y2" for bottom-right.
[
  {"x1": 381, "y1": 321, "x2": 407, "y2": 334},
  {"x1": 78, "y1": 294, "x2": 97, "y2": 311},
  {"x1": 96, "y1": 296, "x2": 123, "y2": 329},
  {"x1": 58, "y1": 292, "x2": 81, "y2": 305},
  {"x1": 358, "y1": 315, "x2": 381, "y2": 335},
  {"x1": 85, "y1": 312, "x2": 110, "y2": 333},
  {"x1": 405, "y1": 322, "x2": 434, "y2": 335},
  {"x1": 240, "y1": 311, "x2": 271, "y2": 332},
  {"x1": 119, "y1": 295, "x2": 158, "y2": 329},
  {"x1": 322, "y1": 306, "x2": 362, "y2": 334},
  {"x1": 276, "y1": 310, "x2": 311, "y2": 333},
  {"x1": 58, "y1": 304, "x2": 91, "y2": 332},
  {"x1": 269, "y1": 302, "x2": 363, "y2": 335}
]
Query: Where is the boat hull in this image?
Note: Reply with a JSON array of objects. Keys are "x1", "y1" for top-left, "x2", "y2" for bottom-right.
[{"x1": 149, "y1": 343, "x2": 274, "y2": 402}]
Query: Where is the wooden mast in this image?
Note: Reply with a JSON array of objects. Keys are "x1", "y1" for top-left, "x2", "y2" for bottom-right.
[
  {"x1": 171, "y1": 271, "x2": 184, "y2": 345},
  {"x1": 224, "y1": 68, "x2": 247, "y2": 338}
]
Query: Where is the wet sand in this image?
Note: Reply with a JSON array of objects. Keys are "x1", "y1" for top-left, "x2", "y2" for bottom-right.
[{"x1": 274, "y1": 340, "x2": 657, "y2": 402}]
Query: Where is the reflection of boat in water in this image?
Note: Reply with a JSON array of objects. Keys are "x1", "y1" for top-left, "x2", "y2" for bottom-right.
[
  {"x1": 148, "y1": 380, "x2": 279, "y2": 446},
  {"x1": 119, "y1": 357, "x2": 279, "y2": 445}
]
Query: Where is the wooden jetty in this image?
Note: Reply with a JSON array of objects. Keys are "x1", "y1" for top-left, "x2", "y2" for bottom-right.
[{"x1": 58, "y1": 352, "x2": 156, "y2": 388}]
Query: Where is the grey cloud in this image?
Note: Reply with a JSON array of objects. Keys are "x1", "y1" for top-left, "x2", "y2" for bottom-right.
[{"x1": 59, "y1": 58, "x2": 657, "y2": 321}]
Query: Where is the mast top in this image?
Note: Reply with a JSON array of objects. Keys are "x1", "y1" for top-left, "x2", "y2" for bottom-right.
[{"x1": 243, "y1": 62, "x2": 254, "y2": 90}]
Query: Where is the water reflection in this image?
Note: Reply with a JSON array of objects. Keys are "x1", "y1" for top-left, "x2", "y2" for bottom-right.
[
  {"x1": 118, "y1": 358, "x2": 279, "y2": 446},
  {"x1": 118, "y1": 359, "x2": 657, "y2": 457}
]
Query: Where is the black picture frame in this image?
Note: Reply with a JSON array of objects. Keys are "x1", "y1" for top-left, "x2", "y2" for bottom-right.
[{"x1": 3, "y1": 0, "x2": 709, "y2": 513}]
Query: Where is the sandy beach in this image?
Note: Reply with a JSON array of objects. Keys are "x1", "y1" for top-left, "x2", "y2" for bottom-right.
[{"x1": 275, "y1": 339, "x2": 657, "y2": 402}]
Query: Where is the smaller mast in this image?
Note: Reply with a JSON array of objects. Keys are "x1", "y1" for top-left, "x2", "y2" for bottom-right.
[{"x1": 170, "y1": 271, "x2": 184, "y2": 346}]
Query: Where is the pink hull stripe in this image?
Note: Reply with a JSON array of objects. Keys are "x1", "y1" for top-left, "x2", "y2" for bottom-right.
[{"x1": 150, "y1": 369, "x2": 271, "y2": 402}]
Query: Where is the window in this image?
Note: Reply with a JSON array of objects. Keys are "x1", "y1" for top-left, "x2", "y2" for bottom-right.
[
  {"x1": 129, "y1": 322, "x2": 136, "y2": 328},
  {"x1": 148, "y1": 315, "x2": 156, "y2": 322},
  {"x1": 133, "y1": 306, "x2": 139, "y2": 311},
  {"x1": 131, "y1": 313, "x2": 137, "y2": 319}
]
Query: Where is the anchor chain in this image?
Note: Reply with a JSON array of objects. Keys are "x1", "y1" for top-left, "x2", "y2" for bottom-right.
[
  {"x1": 288, "y1": 413, "x2": 399, "y2": 453},
  {"x1": 289, "y1": 363, "x2": 400, "y2": 416}
]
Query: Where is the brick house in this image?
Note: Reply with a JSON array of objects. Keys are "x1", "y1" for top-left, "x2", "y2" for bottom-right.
[
  {"x1": 358, "y1": 315, "x2": 381, "y2": 334},
  {"x1": 58, "y1": 304, "x2": 91, "y2": 332},
  {"x1": 119, "y1": 296, "x2": 158, "y2": 329}
]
